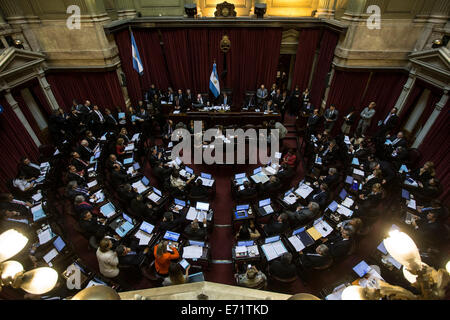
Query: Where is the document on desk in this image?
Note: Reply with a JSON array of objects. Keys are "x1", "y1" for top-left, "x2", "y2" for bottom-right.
[
  {"x1": 132, "y1": 181, "x2": 148, "y2": 194},
  {"x1": 235, "y1": 246, "x2": 247, "y2": 255},
  {"x1": 263, "y1": 205, "x2": 274, "y2": 215},
  {"x1": 407, "y1": 199, "x2": 416, "y2": 210},
  {"x1": 261, "y1": 243, "x2": 278, "y2": 261},
  {"x1": 288, "y1": 235, "x2": 305, "y2": 252},
  {"x1": 353, "y1": 168, "x2": 365, "y2": 176},
  {"x1": 251, "y1": 173, "x2": 270, "y2": 184},
  {"x1": 247, "y1": 245, "x2": 259, "y2": 257},
  {"x1": 294, "y1": 184, "x2": 314, "y2": 199},
  {"x1": 100, "y1": 202, "x2": 115, "y2": 218},
  {"x1": 344, "y1": 136, "x2": 351, "y2": 145},
  {"x1": 147, "y1": 192, "x2": 161, "y2": 203},
  {"x1": 43, "y1": 248, "x2": 58, "y2": 263},
  {"x1": 337, "y1": 205, "x2": 353, "y2": 217},
  {"x1": 185, "y1": 207, "x2": 197, "y2": 221},
  {"x1": 124, "y1": 143, "x2": 134, "y2": 152},
  {"x1": 94, "y1": 190, "x2": 105, "y2": 203},
  {"x1": 182, "y1": 245, "x2": 203, "y2": 259},
  {"x1": 135, "y1": 230, "x2": 153, "y2": 246},
  {"x1": 263, "y1": 166, "x2": 277, "y2": 176},
  {"x1": 32, "y1": 192, "x2": 43, "y2": 202},
  {"x1": 197, "y1": 177, "x2": 214, "y2": 187},
  {"x1": 132, "y1": 133, "x2": 140, "y2": 142},
  {"x1": 306, "y1": 227, "x2": 322, "y2": 241},
  {"x1": 341, "y1": 197, "x2": 354, "y2": 208},
  {"x1": 283, "y1": 194, "x2": 297, "y2": 205},
  {"x1": 314, "y1": 220, "x2": 333, "y2": 237},
  {"x1": 38, "y1": 228, "x2": 53, "y2": 245},
  {"x1": 272, "y1": 241, "x2": 287, "y2": 256},
  {"x1": 31, "y1": 204, "x2": 46, "y2": 221},
  {"x1": 87, "y1": 180, "x2": 98, "y2": 189}
]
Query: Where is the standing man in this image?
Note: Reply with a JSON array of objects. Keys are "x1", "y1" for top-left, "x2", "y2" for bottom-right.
[
  {"x1": 356, "y1": 102, "x2": 376, "y2": 137},
  {"x1": 256, "y1": 84, "x2": 268, "y2": 107},
  {"x1": 375, "y1": 107, "x2": 399, "y2": 138},
  {"x1": 323, "y1": 105, "x2": 339, "y2": 132},
  {"x1": 90, "y1": 105, "x2": 105, "y2": 136}
]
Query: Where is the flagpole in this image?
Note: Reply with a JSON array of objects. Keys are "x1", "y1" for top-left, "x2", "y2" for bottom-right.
[{"x1": 129, "y1": 26, "x2": 145, "y2": 104}]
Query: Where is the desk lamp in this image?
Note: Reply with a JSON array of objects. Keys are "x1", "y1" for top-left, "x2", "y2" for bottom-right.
[
  {"x1": 342, "y1": 230, "x2": 449, "y2": 300},
  {"x1": 0, "y1": 229, "x2": 58, "y2": 295}
]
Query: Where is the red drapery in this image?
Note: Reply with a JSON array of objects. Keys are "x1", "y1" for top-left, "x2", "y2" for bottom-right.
[
  {"x1": 398, "y1": 80, "x2": 425, "y2": 126},
  {"x1": 309, "y1": 30, "x2": 339, "y2": 108},
  {"x1": 418, "y1": 102, "x2": 450, "y2": 206},
  {"x1": 290, "y1": 29, "x2": 321, "y2": 92},
  {"x1": 0, "y1": 96, "x2": 39, "y2": 192},
  {"x1": 325, "y1": 70, "x2": 370, "y2": 134},
  {"x1": 360, "y1": 72, "x2": 408, "y2": 134},
  {"x1": 47, "y1": 71, "x2": 125, "y2": 112}
]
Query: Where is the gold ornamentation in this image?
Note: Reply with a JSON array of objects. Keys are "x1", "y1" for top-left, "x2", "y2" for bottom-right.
[
  {"x1": 220, "y1": 35, "x2": 231, "y2": 53},
  {"x1": 214, "y1": 2, "x2": 237, "y2": 18}
]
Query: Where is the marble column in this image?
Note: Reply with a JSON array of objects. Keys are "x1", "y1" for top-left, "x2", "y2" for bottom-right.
[
  {"x1": 321, "y1": 64, "x2": 336, "y2": 110},
  {"x1": 36, "y1": 68, "x2": 60, "y2": 111},
  {"x1": 412, "y1": 89, "x2": 448, "y2": 148},
  {"x1": 116, "y1": 65, "x2": 131, "y2": 108},
  {"x1": 428, "y1": 0, "x2": 450, "y2": 24},
  {"x1": 316, "y1": 0, "x2": 336, "y2": 19},
  {"x1": 4, "y1": 90, "x2": 41, "y2": 147},
  {"x1": 394, "y1": 69, "x2": 417, "y2": 113}
]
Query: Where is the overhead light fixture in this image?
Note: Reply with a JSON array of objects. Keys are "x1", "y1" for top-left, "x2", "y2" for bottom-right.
[
  {"x1": 184, "y1": 4, "x2": 197, "y2": 18},
  {"x1": 12, "y1": 267, "x2": 59, "y2": 295},
  {"x1": 254, "y1": 3, "x2": 267, "y2": 19},
  {"x1": 0, "y1": 229, "x2": 28, "y2": 263},
  {"x1": 72, "y1": 285, "x2": 121, "y2": 300}
]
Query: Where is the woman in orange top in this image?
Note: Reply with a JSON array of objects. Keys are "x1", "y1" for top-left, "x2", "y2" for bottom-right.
[{"x1": 153, "y1": 240, "x2": 180, "y2": 276}]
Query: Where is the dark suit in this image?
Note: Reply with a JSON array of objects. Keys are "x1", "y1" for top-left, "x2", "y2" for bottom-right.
[
  {"x1": 105, "y1": 114, "x2": 119, "y2": 132},
  {"x1": 323, "y1": 108, "x2": 339, "y2": 131},
  {"x1": 309, "y1": 190, "x2": 328, "y2": 209},
  {"x1": 79, "y1": 216, "x2": 107, "y2": 237},
  {"x1": 111, "y1": 169, "x2": 129, "y2": 187},
  {"x1": 323, "y1": 174, "x2": 339, "y2": 189},
  {"x1": 287, "y1": 208, "x2": 316, "y2": 227},
  {"x1": 183, "y1": 224, "x2": 207, "y2": 241},
  {"x1": 306, "y1": 114, "x2": 320, "y2": 135},
  {"x1": 130, "y1": 199, "x2": 158, "y2": 222},
  {"x1": 77, "y1": 145, "x2": 93, "y2": 162},
  {"x1": 190, "y1": 184, "x2": 209, "y2": 198},
  {"x1": 327, "y1": 238, "x2": 352, "y2": 259},
  {"x1": 67, "y1": 172, "x2": 86, "y2": 186},
  {"x1": 298, "y1": 253, "x2": 332, "y2": 269},
  {"x1": 376, "y1": 113, "x2": 399, "y2": 137},
  {"x1": 237, "y1": 186, "x2": 257, "y2": 199},
  {"x1": 117, "y1": 186, "x2": 137, "y2": 204},
  {"x1": 220, "y1": 95, "x2": 232, "y2": 106},
  {"x1": 269, "y1": 260, "x2": 297, "y2": 280},
  {"x1": 263, "y1": 220, "x2": 288, "y2": 236},
  {"x1": 159, "y1": 215, "x2": 185, "y2": 232},
  {"x1": 19, "y1": 164, "x2": 41, "y2": 179}
]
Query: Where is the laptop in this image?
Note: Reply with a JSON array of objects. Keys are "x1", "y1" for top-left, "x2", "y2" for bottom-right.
[
  {"x1": 201, "y1": 173, "x2": 212, "y2": 179},
  {"x1": 253, "y1": 167, "x2": 262, "y2": 175},
  {"x1": 189, "y1": 240, "x2": 205, "y2": 247},
  {"x1": 53, "y1": 236, "x2": 66, "y2": 253},
  {"x1": 327, "y1": 201, "x2": 339, "y2": 213},
  {"x1": 401, "y1": 189, "x2": 410, "y2": 200},
  {"x1": 196, "y1": 202, "x2": 209, "y2": 212},
  {"x1": 164, "y1": 231, "x2": 180, "y2": 242},
  {"x1": 339, "y1": 188, "x2": 348, "y2": 201},
  {"x1": 297, "y1": 231, "x2": 314, "y2": 247},
  {"x1": 345, "y1": 176, "x2": 354, "y2": 184},
  {"x1": 139, "y1": 221, "x2": 154, "y2": 234},
  {"x1": 141, "y1": 176, "x2": 150, "y2": 186},
  {"x1": 133, "y1": 162, "x2": 140, "y2": 171},
  {"x1": 188, "y1": 272, "x2": 205, "y2": 283},
  {"x1": 265, "y1": 235, "x2": 280, "y2": 244},
  {"x1": 174, "y1": 198, "x2": 186, "y2": 207},
  {"x1": 153, "y1": 187, "x2": 162, "y2": 196},
  {"x1": 235, "y1": 173, "x2": 246, "y2": 180},
  {"x1": 237, "y1": 240, "x2": 254, "y2": 247},
  {"x1": 185, "y1": 166, "x2": 194, "y2": 175},
  {"x1": 258, "y1": 198, "x2": 274, "y2": 216},
  {"x1": 353, "y1": 260, "x2": 371, "y2": 277}
]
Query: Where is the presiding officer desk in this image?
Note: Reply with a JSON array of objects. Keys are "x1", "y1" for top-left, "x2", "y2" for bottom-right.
[{"x1": 168, "y1": 111, "x2": 281, "y2": 127}]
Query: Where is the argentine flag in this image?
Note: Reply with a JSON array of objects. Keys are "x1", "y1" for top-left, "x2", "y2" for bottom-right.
[
  {"x1": 209, "y1": 63, "x2": 220, "y2": 98},
  {"x1": 130, "y1": 31, "x2": 144, "y2": 75}
]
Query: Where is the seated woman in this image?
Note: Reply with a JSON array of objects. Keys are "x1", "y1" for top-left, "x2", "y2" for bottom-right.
[
  {"x1": 410, "y1": 161, "x2": 435, "y2": 184},
  {"x1": 282, "y1": 149, "x2": 297, "y2": 168},
  {"x1": 118, "y1": 127, "x2": 130, "y2": 145},
  {"x1": 115, "y1": 138, "x2": 126, "y2": 160},
  {"x1": 12, "y1": 174, "x2": 35, "y2": 193},
  {"x1": 74, "y1": 195, "x2": 95, "y2": 217},
  {"x1": 362, "y1": 168, "x2": 383, "y2": 192},
  {"x1": 235, "y1": 220, "x2": 261, "y2": 241},
  {"x1": 70, "y1": 152, "x2": 89, "y2": 172},
  {"x1": 162, "y1": 262, "x2": 191, "y2": 286},
  {"x1": 153, "y1": 240, "x2": 180, "y2": 277}
]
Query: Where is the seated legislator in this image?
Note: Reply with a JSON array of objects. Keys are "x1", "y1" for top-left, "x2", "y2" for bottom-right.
[
  {"x1": 104, "y1": 108, "x2": 119, "y2": 132},
  {"x1": 18, "y1": 157, "x2": 41, "y2": 179},
  {"x1": 117, "y1": 184, "x2": 138, "y2": 205},
  {"x1": 236, "y1": 181, "x2": 257, "y2": 199},
  {"x1": 298, "y1": 244, "x2": 333, "y2": 270},
  {"x1": 162, "y1": 263, "x2": 190, "y2": 286},
  {"x1": 153, "y1": 161, "x2": 173, "y2": 182},
  {"x1": 96, "y1": 238, "x2": 120, "y2": 279},
  {"x1": 219, "y1": 92, "x2": 232, "y2": 106},
  {"x1": 323, "y1": 224, "x2": 355, "y2": 260},
  {"x1": 286, "y1": 202, "x2": 320, "y2": 227},
  {"x1": 153, "y1": 240, "x2": 180, "y2": 277},
  {"x1": 79, "y1": 210, "x2": 108, "y2": 238},
  {"x1": 410, "y1": 161, "x2": 435, "y2": 184},
  {"x1": 65, "y1": 181, "x2": 91, "y2": 200},
  {"x1": 67, "y1": 165, "x2": 86, "y2": 186},
  {"x1": 115, "y1": 138, "x2": 126, "y2": 159},
  {"x1": 85, "y1": 130, "x2": 98, "y2": 150},
  {"x1": 260, "y1": 176, "x2": 282, "y2": 195},
  {"x1": 282, "y1": 149, "x2": 297, "y2": 168},
  {"x1": 170, "y1": 170, "x2": 194, "y2": 193},
  {"x1": 235, "y1": 220, "x2": 261, "y2": 241},
  {"x1": 268, "y1": 252, "x2": 297, "y2": 280},
  {"x1": 70, "y1": 152, "x2": 90, "y2": 172},
  {"x1": 74, "y1": 195, "x2": 95, "y2": 216},
  {"x1": 277, "y1": 163, "x2": 295, "y2": 183},
  {"x1": 411, "y1": 210, "x2": 448, "y2": 249},
  {"x1": 183, "y1": 219, "x2": 207, "y2": 241},
  {"x1": 0, "y1": 193, "x2": 31, "y2": 216},
  {"x1": 237, "y1": 266, "x2": 267, "y2": 289},
  {"x1": 106, "y1": 154, "x2": 124, "y2": 172},
  {"x1": 116, "y1": 244, "x2": 149, "y2": 267},
  {"x1": 262, "y1": 213, "x2": 289, "y2": 236},
  {"x1": 308, "y1": 183, "x2": 329, "y2": 209},
  {"x1": 159, "y1": 212, "x2": 185, "y2": 232},
  {"x1": 12, "y1": 174, "x2": 35, "y2": 192},
  {"x1": 111, "y1": 164, "x2": 129, "y2": 188},
  {"x1": 318, "y1": 167, "x2": 339, "y2": 190},
  {"x1": 77, "y1": 140, "x2": 94, "y2": 162},
  {"x1": 130, "y1": 195, "x2": 158, "y2": 222},
  {"x1": 354, "y1": 183, "x2": 383, "y2": 220},
  {"x1": 189, "y1": 179, "x2": 209, "y2": 199}
]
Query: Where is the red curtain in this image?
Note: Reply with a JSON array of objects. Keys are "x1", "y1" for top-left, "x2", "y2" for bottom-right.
[
  {"x1": 309, "y1": 30, "x2": 339, "y2": 107},
  {"x1": 161, "y1": 29, "x2": 193, "y2": 91},
  {"x1": 398, "y1": 81, "x2": 425, "y2": 126},
  {"x1": 0, "y1": 96, "x2": 39, "y2": 192},
  {"x1": 360, "y1": 72, "x2": 408, "y2": 134},
  {"x1": 290, "y1": 29, "x2": 321, "y2": 92},
  {"x1": 11, "y1": 91, "x2": 42, "y2": 143},
  {"x1": 325, "y1": 70, "x2": 370, "y2": 134},
  {"x1": 134, "y1": 29, "x2": 170, "y2": 92},
  {"x1": 418, "y1": 102, "x2": 450, "y2": 206},
  {"x1": 47, "y1": 71, "x2": 125, "y2": 112},
  {"x1": 186, "y1": 29, "x2": 210, "y2": 94}
]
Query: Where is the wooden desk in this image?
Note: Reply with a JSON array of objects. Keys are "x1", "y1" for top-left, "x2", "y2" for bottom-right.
[{"x1": 168, "y1": 111, "x2": 281, "y2": 127}]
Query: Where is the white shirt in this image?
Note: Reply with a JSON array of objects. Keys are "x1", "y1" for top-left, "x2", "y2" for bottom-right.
[
  {"x1": 96, "y1": 249, "x2": 119, "y2": 278},
  {"x1": 13, "y1": 179, "x2": 32, "y2": 191}
]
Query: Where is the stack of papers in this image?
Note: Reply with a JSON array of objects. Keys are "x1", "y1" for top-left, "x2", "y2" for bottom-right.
[
  {"x1": 32, "y1": 192, "x2": 43, "y2": 202},
  {"x1": 353, "y1": 168, "x2": 365, "y2": 176},
  {"x1": 314, "y1": 220, "x2": 333, "y2": 237},
  {"x1": 196, "y1": 177, "x2": 214, "y2": 187},
  {"x1": 186, "y1": 207, "x2": 207, "y2": 221},
  {"x1": 147, "y1": 193, "x2": 161, "y2": 203},
  {"x1": 135, "y1": 230, "x2": 153, "y2": 246},
  {"x1": 38, "y1": 228, "x2": 54, "y2": 245},
  {"x1": 294, "y1": 184, "x2": 314, "y2": 199},
  {"x1": 261, "y1": 241, "x2": 287, "y2": 261},
  {"x1": 235, "y1": 246, "x2": 247, "y2": 256},
  {"x1": 132, "y1": 181, "x2": 148, "y2": 194},
  {"x1": 341, "y1": 197, "x2": 354, "y2": 208},
  {"x1": 251, "y1": 172, "x2": 270, "y2": 184},
  {"x1": 93, "y1": 190, "x2": 105, "y2": 203},
  {"x1": 283, "y1": 193, "x2": 297, "y2": 205},
  {"x1": 182, "y1": 245, "x2": 203, "y2": 259},
  {"x1": 263, "y1": 166, "x2": 277, "y2": 175},
  {"x1": 337, "y1": 205, "x2": 353, "y2": 217},
  {"x1": 288, "y1": 235, "x2": 306, "y2": 252},
  {"x1": 43, "y1": 249, "x2": 58, "y2": 263},
  {"x1": 31, "y1": 204, "x2": 46, "y2": 221},
  {"x1": 100, "y1": 203, "x2": 116, "y2": 218},
  {"x1": 124, "y1": 143, "x2": 135, "y2": 152},
  {"x1": 87, "y1": 180, "x2": 98, "y2": 189},
  {"x1": 131, "y1": 133, "x2": 140, "y2": 142},
  {"x1": 407, "y1": 199, "x2": 416, "y2": 210},
  {"x1": 247, "y1": 245, "x2": 259, "y2": 257}
]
